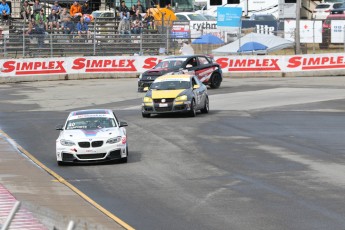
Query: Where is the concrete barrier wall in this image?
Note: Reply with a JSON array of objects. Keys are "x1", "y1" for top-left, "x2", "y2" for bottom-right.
[{"x1": 1, "y1": 54, "x2": 345, "y2": 83}]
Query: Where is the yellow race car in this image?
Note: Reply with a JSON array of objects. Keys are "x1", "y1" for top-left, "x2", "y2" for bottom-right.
[{"x1": 141, "y1": 74, "x2": 209, "y2": 117}]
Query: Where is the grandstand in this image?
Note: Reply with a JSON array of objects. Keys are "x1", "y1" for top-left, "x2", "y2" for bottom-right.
[{"x1": 0, "y1": 0, "x2": 171, "y2": 58}]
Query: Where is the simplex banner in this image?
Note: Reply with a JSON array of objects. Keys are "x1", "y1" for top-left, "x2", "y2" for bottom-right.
[{"x1": 1, "y1": 54, "x2": 345, "y2": 77}]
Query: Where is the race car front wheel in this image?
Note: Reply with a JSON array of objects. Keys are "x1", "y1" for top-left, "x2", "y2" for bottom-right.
[
  {"x1": 189, "y1": 99, "x2": 197, "y2": 117},
  {"x1": 201, "y1": 97, "x2": 209, "y2": 114},
  {"x1": 210, "y1": 73, "x2": 221, "y2": 89},
  {"x1": 57, "y1": 161, "x2": 66, "y2": 166},
  {"x1": 142, "y1": 112, "x2": 151, "y2": 118}
]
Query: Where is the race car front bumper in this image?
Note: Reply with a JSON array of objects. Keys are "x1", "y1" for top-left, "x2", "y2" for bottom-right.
[
  {"x1": 138, "y1": 80, "x2": 154, "y2": 92},
  {"x1": 142, "y1": 100, "x2": 192, "y2": 114},
  {"x1": 56, "y1": 142, "x2": 127, "y2": 163}
]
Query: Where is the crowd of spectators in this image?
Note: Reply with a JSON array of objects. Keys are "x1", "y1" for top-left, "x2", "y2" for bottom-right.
[{"x1": 16, "y1": 0, "x2": 159, "y2": 48}]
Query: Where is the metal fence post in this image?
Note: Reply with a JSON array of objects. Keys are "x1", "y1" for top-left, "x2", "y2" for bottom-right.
[
  {"x1": 23, "y1": 21, "x2": 26, "y2": 57},
  {"x1": 140, "y1": 33, "x2": 143, "y2": 55},
  {"x1": 343, "y1": 25, "x2": 345, "y2": 52},
  {"x1": 4, "y1": 34, "x2": 7, "y2": 58},
  {"x1": 50, "y1": 32, "x2": 53, "y2": 57},
  {"x1": 93, "y1": 18, "x2": 96, "y2": 56},
  {"x1": 1, "y1": 201, "x2": 21, "y2": 230},
  {"x1": 313, "y1": 19, "x2": 315, "y2": 54},
  {"x1": 166, "y1": 24, "x2": 169, "y2": 55}
]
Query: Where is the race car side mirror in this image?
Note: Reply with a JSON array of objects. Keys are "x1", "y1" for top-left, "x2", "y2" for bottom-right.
[
  {"x1": 55, "y1": 124, "x2": 63, "y2": 130},
  {"x1": 193, "y1": 84, "x2": 200, "y2": 89},
  {"x1": 143, "y1": 87, "x2": 149, "y2": 91},
  {"x1": 119, "y1": 121, "x2": 128, "y2": 127},
  {"x1": 186, "y1": 64, "x2": 193, "y2": 69}
]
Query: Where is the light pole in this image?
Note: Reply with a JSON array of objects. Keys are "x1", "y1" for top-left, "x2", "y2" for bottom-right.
[{"x1": 295, "y1": 0, "x2": 301, "y2": 54}]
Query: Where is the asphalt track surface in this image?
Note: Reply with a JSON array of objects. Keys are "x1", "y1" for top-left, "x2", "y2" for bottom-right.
[{"x1": 1, "y1": 77, "x2": 345, "y2": 230}]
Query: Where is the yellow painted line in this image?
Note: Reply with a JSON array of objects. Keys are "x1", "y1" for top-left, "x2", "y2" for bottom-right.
[{"x1": 0, "y1": 129, "x2": 135, "y2": 230}]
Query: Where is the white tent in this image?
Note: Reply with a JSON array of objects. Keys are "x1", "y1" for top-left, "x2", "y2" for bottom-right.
[{"x1": 212, "y1": 33, "x2": 294, "y2": 55}]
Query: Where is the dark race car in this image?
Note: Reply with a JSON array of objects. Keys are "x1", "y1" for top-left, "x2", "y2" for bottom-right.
[{"x1": 138, "y1": 55, "x2": 223, "y2": 92}]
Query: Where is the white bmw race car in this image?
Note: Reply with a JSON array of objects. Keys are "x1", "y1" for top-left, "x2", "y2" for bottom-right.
[{"x1": 55, "y1": 109, "x2": 128, "y2": 165}]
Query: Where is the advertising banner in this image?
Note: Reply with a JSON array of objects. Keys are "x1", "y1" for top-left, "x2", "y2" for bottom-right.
[
  {"x1": 217, "y1": 7, "x2": 242, "y2": 28},
  {"x1": 1, "y1": 53, "x2": 345, "y2": 77},
  {"x1": 331, "y1": 20, "x2": 345, "y2": 43},
  {"x1": 171, "y1": 21, "x2": 190, "y2": 39},
  {"x1": 284, "y1": 20, "x2": 322, "y2": 43}
]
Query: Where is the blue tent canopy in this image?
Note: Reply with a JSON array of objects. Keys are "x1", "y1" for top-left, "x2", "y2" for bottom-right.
[
  {"x1": 192, "y1": 34, "x2": 224, "y2": 45},
  {"x1": 238, "y1": 42, "x2": 268, "y2": 52}
]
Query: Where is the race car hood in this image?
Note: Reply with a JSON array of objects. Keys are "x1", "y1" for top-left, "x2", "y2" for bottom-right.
[
  {"x1": 60, "y1": 128, "x2": 121, "y2": 140},
  {"x1": 151, "y1": 89, "x2": 185, "y2": 99},
  {"x1": 142, "y1": 67, "x2": 179, "y2": 80}
]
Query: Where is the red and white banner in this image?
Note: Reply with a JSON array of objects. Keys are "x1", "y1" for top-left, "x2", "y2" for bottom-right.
[{"x1": 1, "y1": 53, "x2": 345, "y2": 77}]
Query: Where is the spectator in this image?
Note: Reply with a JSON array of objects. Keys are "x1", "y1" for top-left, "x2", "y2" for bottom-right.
[
  {"x1": 76, "y1": 16, "x2": 90, "y2": 38},
  {"x1": 131, "y1": 17, "x2": 142, "y2": 34},
  {"x1": 0, "y1": 0, "x2": 10, "y2": 25},
  {"x1": 27, "y1": 18, "x2": 46, "y2": 48},
  {"x1": 63, "y1": 15, "x2": 74, "y2": 42},
  {"x1": 166, "y1": 1, "x2": 174, "y2": 12},
  {"x1": 59, "y1": 8, "x2": 70, "y2": 30},
  {"x1": 48, "y1": 9, "x2": 59, "y2": 30},
  {"x1": 143, "y1": 9, "x2": 154, "y2": 29},
  {"x1": 35, "y1": 9, "x2": 48, "y2": 30},
  {"x1": 129, "y1": 5, "x2": 135, "y2": 17},
  {"x1": 131, "y1": 9, "x2": 142, "y2": 21},
  {"x1": 118, "y1": 16, "x2": 130, "y2": 35},
  {"x1": 32, "y1": 0, "x2": 42, "y2": 19},
  {"x1": 135, "y1": 0, "x2": 145, "y2": 14},
  {"x1": 119, "y1": 0, "x2": 129, "y2": 19},
  {"x1": 51, "y1": 1, "x2": 62, "y2": 16},
  {"x1": 81, "y1": 0, "x2": 92, "y2": 14},
  {"x1": 21, "y1": 0, "x2": 32, "y2": 21},
  {"x1": 70, "y1": 0, "x2": 82, "y2": 22}
]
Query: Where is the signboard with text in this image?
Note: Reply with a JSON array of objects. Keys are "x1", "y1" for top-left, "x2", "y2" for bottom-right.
[
  {"x1": 284, "y1": 20, "x2": 322, "y2": 43},
  {"x1": 331, "y1": 20, "x2": 345, "y2": 43},
  {"x1": 2, "y1": 54, "x2": 345, "y2": 76},
  {"x1": 217, "y1": 7, "x2": 242, "y2": 27}
]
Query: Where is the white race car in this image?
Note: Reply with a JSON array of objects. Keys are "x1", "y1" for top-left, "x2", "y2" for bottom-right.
[{"x1": 55, "y1": 109, "x2": 128, "y2": 165}]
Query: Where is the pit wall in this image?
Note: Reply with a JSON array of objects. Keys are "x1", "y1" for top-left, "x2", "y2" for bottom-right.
[{"x1": 1, "y1": 53, "x2": 345, "y2": 83}]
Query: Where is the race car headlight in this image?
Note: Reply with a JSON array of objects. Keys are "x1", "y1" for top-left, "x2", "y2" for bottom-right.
[
  {"x1": 60, "y1": 139, "x2": 75, "y2": 146},
  {"x1": 143, "y1": 97, "x2": 153, "y2": 103},
  {"x1": 106, "y1": 136, "x2": 122, "y2": 144},
  {"x1": 175, "y1": 95, "x2": 188, "y2": 102}
]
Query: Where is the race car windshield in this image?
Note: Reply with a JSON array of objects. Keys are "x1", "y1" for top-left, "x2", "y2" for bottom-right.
[
  {"x1": 154, "y1": 59, "x2": 186, "y2": 69},
  {"x1": 65, "y1": 117, "x2": 117, "y2": 130},
  {"x1": 150, "y1": 80, "x2": 191, "y2": 90}
]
